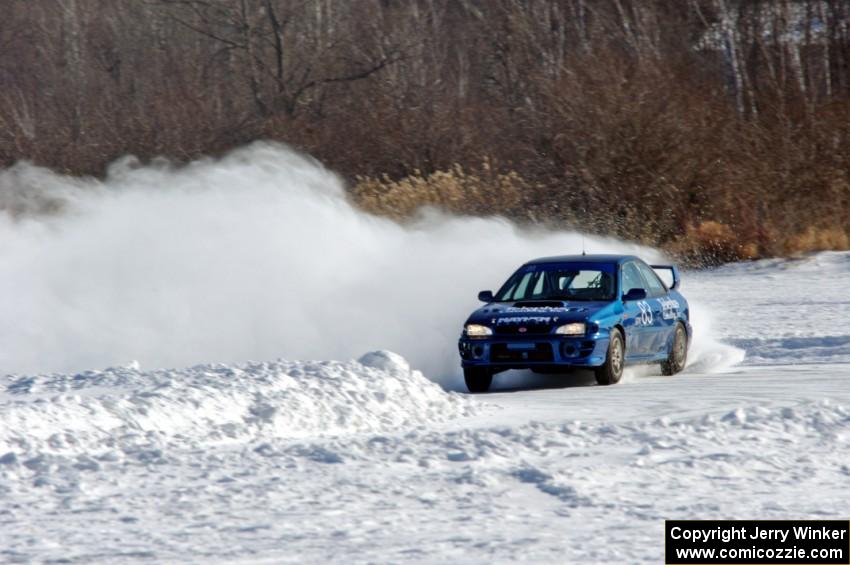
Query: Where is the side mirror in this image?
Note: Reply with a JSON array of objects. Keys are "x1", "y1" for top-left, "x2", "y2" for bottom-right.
[
  {"x1": 623, "y1": 288, "x2": 647, "y2": 302},
  {"x1": 478, "y1": 290, "x2": 494, "y2": 303}
]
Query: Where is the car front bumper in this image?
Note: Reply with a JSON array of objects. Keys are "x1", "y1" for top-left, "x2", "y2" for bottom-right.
[{"x1": 458, "y1": 334, "x2": 609, "y2": 370}]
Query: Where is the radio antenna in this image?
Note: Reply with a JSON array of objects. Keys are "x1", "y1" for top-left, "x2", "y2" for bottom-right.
[{"x1": 581, "y1": 234, "x2": 586, "y2": 256}]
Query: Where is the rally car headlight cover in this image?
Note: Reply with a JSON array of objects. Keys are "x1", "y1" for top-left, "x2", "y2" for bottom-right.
[
  {"x1": 464, "y1": 324, "x2": 493, "y2": 337},
  {"x1": 555, "y1": 322, "x2": 586, "y2": 336}
]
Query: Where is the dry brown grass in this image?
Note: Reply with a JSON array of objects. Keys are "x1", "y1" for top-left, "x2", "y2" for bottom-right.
[
  {"x1": 784, "y1": 227, "x2": 850, "y2": 256},
  {"x1": 351, "y1": 161, "x2": 529, "y2": 220},
  {"x1": 668, "y1": 222, "x2": 752, "y2": 265}
]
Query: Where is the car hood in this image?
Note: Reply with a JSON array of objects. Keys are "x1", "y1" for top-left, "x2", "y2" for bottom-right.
[{"x1": 465, "y1": 300, "x2": 610, "y2": 326}]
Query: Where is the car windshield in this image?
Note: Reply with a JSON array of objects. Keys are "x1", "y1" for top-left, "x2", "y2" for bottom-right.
[{"x1": 495, "y1": 263, "x2": 616, "y2": 302}]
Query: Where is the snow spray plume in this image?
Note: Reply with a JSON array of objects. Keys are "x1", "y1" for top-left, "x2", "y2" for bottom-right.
[{"x1": 0, "y1": 143, "x2": 740, "y2": 388}]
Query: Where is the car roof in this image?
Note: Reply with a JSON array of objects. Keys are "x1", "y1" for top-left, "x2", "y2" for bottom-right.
[{"x1": 524, "y1": 254, "x2": 640, "y2": 266}]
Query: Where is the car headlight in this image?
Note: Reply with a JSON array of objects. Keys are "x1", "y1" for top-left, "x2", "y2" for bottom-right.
[
  {"x1": 555, "y1": 322, "x2": 586, "y2": 336},
  {"x1": 464, "y1": 324, "x2": 493, "y2": 337}
]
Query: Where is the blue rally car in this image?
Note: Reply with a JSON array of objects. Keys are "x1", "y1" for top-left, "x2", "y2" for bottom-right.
[{"x1": 458, "y1": 255, "x2": 691, "y2": 392}]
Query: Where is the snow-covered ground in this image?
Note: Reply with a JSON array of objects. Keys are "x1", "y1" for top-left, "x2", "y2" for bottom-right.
[{"x1": 2, "y1": 252, "x2": 849, "y2": 564}]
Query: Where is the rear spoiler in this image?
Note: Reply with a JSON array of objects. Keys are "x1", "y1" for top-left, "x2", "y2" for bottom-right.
[{"x1": 651, "y1": 264, "x2": 681, "y2": 290}]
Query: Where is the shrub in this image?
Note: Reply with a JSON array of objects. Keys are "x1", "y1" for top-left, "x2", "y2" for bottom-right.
[
  {"x1": 351, "y1": 161, "x2": 529, "y2": 220},
  {"x1": 784, "y1": 227, "x2": 850, "y2": 256},
  {"x1": 670, "y1": 221, "x2": 759, "y2": 266}
]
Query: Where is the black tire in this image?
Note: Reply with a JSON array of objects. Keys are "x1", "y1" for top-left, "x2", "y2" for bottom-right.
[
  {"x1": 661, "y1": 322, "x2": 688, "y2": 376},
  {"x1": 464, "y1": 367, "x2": 493, "y2": 393},
  {"x1": 595, "y1": 328, "x2": 624, "y2": 386}
]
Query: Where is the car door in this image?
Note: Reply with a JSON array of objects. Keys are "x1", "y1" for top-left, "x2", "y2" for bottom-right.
[
  {"x1": 619, "y1": 261, "x2": 651, "y2": 357},
  {"x1": 636, "y1": 261, "x2": 675, "y2": 355}
]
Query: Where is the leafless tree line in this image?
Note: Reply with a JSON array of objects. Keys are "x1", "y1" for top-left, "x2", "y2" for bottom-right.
[{"x1": 1, "y1": 0, "x2": 849, "y2": 259}]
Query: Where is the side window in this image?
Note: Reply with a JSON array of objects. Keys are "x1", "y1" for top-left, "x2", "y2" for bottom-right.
[
  {"x1": 637, "y1": 262, "x2": 667, "y2": 296},
  {"x1": 621, "y1": 262, "x2": 645, "y2": 293}
]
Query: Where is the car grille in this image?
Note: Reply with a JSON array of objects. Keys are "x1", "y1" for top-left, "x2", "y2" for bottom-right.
[
  {"x1": 494, "y1": 322, "x2": 552, "y2": 335},
  {"x1": 490, "y1": 343, "x2": 554, "y2": 362}
]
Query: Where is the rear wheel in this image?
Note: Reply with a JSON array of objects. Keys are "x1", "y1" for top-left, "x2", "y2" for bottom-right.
[
  {"x1": 661, "y1": 323, "x2": 688, "y2": 376},
  {"x1": 595, "y1": 329, "x2": 624, "y2": 385},
  {"x1": 463, "y1": 367, "x2": 493, "y2": 393}
]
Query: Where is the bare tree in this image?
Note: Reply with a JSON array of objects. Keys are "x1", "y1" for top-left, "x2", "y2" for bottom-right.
[
  {"x1": 157, "y1": 0, "x2": 406, "y2": 116},
  {"x1": 0, "y1": 0, "x2": 848, "y2": 261}
]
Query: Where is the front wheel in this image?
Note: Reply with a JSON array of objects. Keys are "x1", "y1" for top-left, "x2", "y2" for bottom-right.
[
  {"x1": 595, "y1": 329, "x2": 624, "y2": 385},
  {"x1": 661, "y1": 322, "x2": 688, "y2": 376},
  {"x1": 463, "y1": 367, "x2": 493, "y2": 393}
]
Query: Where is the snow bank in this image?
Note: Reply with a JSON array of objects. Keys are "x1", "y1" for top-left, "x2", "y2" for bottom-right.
[
  {"x1": 3, "y1": 387, "x2": 846, "y2": 563},
  {"x1": 0, "y1": 351, "x2": 477, "y2": 462}
]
